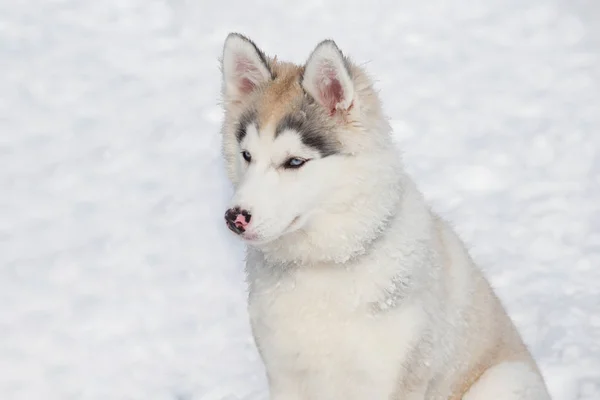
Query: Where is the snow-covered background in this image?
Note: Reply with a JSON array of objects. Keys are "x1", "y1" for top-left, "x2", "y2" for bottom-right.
[{"x1": 1, "y1": 0, "x2": 599, "y2": 399}]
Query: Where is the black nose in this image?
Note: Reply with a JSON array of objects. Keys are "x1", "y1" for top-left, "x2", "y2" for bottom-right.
[{"x1": 224, "y1": 207, "x2": 251, "y2": 234}]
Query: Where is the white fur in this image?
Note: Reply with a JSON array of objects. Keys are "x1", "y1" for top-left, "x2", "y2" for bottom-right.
[
  {"x1": 246, "y1": 181, "x2": 435, "y2": 399},
  {"x1": 220, "y1": 35, "x2": 551, "y2": 400},
  {"x1": 232, "y1": 124, "x2": 326, "y2": 243}
]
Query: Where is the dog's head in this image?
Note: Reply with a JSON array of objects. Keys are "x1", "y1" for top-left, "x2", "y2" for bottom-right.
[{"x1": 219, "y1": 34, "x2": 402, "y2": 263}]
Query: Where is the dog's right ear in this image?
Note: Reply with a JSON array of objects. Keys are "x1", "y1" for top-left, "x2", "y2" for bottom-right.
[{"x1": 221, "y1": 33, "x2": 272, "y2": 103}]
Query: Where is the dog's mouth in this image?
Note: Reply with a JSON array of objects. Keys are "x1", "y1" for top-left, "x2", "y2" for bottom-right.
[
  {"x1": 289, "y1": 215, "x2": 301, "y2": 228},
  {"x1": 241, "y1": 215, "x2": 303, "y2": 245}
]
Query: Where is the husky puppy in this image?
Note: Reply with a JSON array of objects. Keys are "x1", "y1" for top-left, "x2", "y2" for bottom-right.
[{"x1": 218, "y1": 33, "x2": 551, "y2": 400}]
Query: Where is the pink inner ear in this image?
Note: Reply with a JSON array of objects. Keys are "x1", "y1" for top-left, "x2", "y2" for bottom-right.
[
  {"x1": 239, "y1": 77, "x2": 255, "y2": 94},
  {"x1": 314, "y1": 62, "x2": 345, "y2": 113},
  {"x1": 235, "y1": 55, "x2": 261, "y2": 94},
  {"x1": 323, "y1": 79, "x2": 343, "y2": 114}
]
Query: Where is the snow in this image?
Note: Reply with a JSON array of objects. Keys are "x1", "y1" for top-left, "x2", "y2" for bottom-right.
[{"x1": 1, "y1": 0, "x2": 598, "y2": 399}]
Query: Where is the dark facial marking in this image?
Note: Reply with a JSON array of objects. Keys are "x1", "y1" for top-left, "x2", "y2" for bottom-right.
[
  {"x1": 236, "y1": 109, "x2": 257, "y2": 142},
  {"x1": 275, "y1": 111, "x2": 338, "y2": 157}
]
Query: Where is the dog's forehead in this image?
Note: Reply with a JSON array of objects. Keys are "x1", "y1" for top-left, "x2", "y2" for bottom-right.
[
  {"x1": 256, "y1": 62, "x2": 304, "y2": 130},
  {"x1": 235, "y1": 62, "x2": 340, "y2": 156}
]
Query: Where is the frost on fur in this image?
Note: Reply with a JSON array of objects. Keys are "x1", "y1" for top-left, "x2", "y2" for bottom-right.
[
  {"x1": 221, "y1": 33, "x2": 272, "y2": 103},
  {"x1": 302, "y1": 40, "x2": 354, "y2": 114}
]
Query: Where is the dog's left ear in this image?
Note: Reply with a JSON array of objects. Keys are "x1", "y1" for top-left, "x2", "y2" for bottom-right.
[
  {"x1": 302, "y1": 40, "x2": 354, "y2": 115},
  {"x1": 221, "y1": 33, "x2": 272, "y2": 103}
]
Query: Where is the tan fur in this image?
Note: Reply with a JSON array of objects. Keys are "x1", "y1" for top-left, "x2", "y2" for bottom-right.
[
  {"x1": 388, "y1": 215, "x2": 543, "y2": 399},
  {"x1": 255, "y1": 62, "x2": 304, "y2": 129},
  {"x1": 431, "y1": 216, "x2": 542, "y2": 399}
]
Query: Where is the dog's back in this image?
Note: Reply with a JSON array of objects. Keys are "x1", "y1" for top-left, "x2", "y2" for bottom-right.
[{"x1": 419, "y1": 215, "x2": 546, "y2": 398}]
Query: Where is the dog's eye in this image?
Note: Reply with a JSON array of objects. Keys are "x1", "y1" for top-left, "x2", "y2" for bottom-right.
[
  {"x1": 283, "y1": 157, "x2": 307, "y2": 169},
  {"x1": 241, "y1": 150, "x2": 252, "y2": 162}
]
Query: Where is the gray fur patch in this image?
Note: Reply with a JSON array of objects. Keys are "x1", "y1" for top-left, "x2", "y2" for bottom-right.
[
  {"x1": 274, "y1": 100, "x2": 339, "y2": 157},
  {"x1": 236, "y1": 109, "x2": 257, "y2": 143},
  {"x1": 369, "y1": 274, "x2": 412, "y2": 313}
]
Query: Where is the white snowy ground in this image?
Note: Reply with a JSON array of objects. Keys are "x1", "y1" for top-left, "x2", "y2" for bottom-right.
[{"x1": 1, "y1": 0, "x2": 599, "y2": 399}]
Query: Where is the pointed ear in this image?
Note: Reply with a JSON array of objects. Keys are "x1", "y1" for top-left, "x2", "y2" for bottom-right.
[
  {"x1": 301, "y1": 40, "x2": 354, "y2": 114},
  {"x1": 221, "y1": 33, "x2": 272, "y2": 102}
]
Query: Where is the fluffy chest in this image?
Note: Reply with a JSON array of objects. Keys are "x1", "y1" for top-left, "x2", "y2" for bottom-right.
[{"x1": 248, "y1": 265, "x2": 424, "y2": 377}]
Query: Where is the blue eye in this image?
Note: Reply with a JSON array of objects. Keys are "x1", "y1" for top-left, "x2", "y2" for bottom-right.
[
  {"x1": 284, "y1": 157, "x2": 307, "y2": 169},
  {"x1": 241, "y1": 150, "x2": 252, "y2": 162}
]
